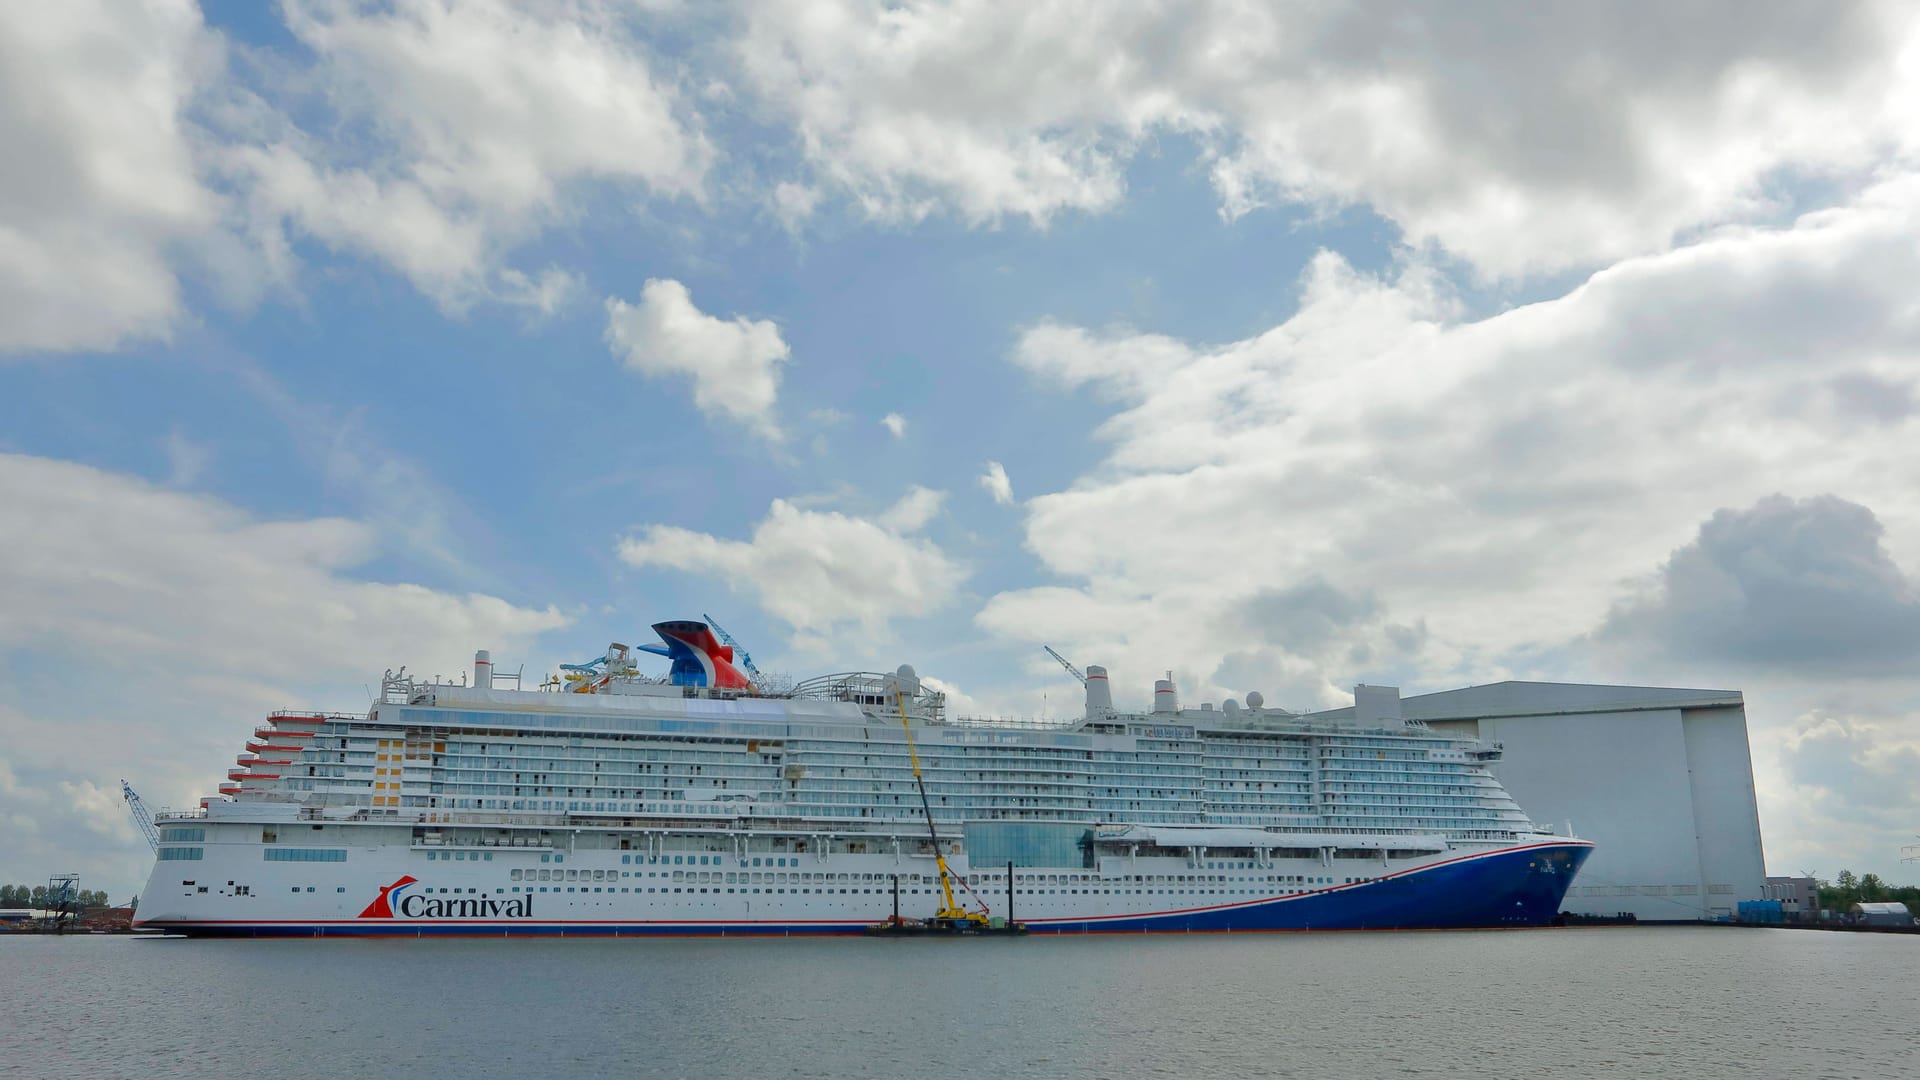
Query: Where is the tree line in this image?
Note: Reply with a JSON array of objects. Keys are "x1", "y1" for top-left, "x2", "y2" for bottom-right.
[
  {"x1": 1817, "y1": 870, "x2": 1920, "y2": 912},
  {"x1": 0, "y1": 884, "x2": 115, "y2": 909}
]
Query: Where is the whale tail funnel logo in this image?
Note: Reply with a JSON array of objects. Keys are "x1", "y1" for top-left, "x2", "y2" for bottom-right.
[{"x1": 358, "y1": 875, "x2": 418, "y2": 918}]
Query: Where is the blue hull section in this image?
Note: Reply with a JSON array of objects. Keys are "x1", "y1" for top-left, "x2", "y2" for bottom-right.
[
  {"x1": 1029, "y1": 841, "x2": 1591, "y2": 933},
  {"x1": 145, "y1": 842, "x2": 1590, "y2": 938}
]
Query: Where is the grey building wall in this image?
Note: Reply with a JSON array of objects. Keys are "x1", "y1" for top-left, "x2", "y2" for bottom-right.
[
  {"x1": 1763, "y1": 875, "x2": 1819, "y2": 920},
  {"x1": 1344, "y1": 681, "x2": 1766, "y2": 921}
]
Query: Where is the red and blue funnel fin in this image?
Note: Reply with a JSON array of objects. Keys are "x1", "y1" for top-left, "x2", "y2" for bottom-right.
[{"x1": 651, "y1": 621, "x2": 755, "y2": 689}]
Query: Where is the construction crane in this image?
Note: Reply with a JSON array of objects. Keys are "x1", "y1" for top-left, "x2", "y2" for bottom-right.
[
  {"x1": 1043, "y1": 645, "x2": 1086, "y2": 686},
  {"x1": 889, "y1": 669, "x2": 991, "y2": 931},
  {"x1": 703, "y1": 613, "x2": 763, "y2": 682},
  {"x1": 122, "y1": 779, "x2": 159, "y2": 854}
]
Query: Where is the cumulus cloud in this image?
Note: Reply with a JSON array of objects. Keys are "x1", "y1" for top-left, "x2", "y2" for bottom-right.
[
  {"x1": 1762, "y1": 709, "x2": 1920, "y2": 875},
  {"x1": 1236, "y1": 578, "x2": 1380, "y2": 654},
  {"x1": 979, "y1": 461, "x2": 1014, "y2": 505},
  {"x1": 0, "y1": 452, "x2": 571, "y2": 896},
  {"x1": 605, "y1": 278, "x2": 791, "y2": 438},
  {"x1": 221, "y1": 0, "x2": 711, "y2": 309},
  {"x1": 880, "y1": 412, "x2": 907, "y2": 438},
  {"x1": 1598, "y1": 495, "x2": 1920, "y2": 674},
  {"x1": 616, "y1": 488, "x2": 966, "y2": 637},
  {"x1": 981, "y1": 177, "x2": 1920, "y2": 702},
  {"x1": 0, "y1": 453, "x2": 569, "y2": 683},
  {"x1": 0, "y1": 0, "x2": 218, "y2": 352},
  {"x1": 739, "y1": 1, "x2": 1920, "y2": 275}
]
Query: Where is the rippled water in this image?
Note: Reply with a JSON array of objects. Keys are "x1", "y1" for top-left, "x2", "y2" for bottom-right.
[{"x1": 3, "y1": 927, "x2": 1913, "y2": 1079}]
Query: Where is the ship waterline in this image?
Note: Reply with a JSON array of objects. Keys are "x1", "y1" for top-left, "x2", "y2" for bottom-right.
[{"x1": 136, "y1": 625, "x2": 1591, "y2": 936}]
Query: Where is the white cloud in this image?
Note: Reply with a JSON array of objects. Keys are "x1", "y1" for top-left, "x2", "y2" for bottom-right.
[
  {"x1": 605, "y1": 278, "x2": 791, "y2": 438},
  {"x1": 0, "y1": 0, "x2": 218, "y2": 353},
  {"x1": 877, "y1": 485, "x2": 944, "y2": 532},
  {"x1": 772, "y1": 181, "x2": 822, "y2": 229},
  {"x1": 1598, "y1": 495, "x2": 1920, "y2": 675},
  {"x1": 0, "y1": 451, "x2": 571, "y2": 897},
  {"x1": 880, "y1": 412, "x2": 907, "y2": 438},
  {"x1": 494, "y1": 265, "x2": 582, "y2": 316},
  {"x1": 223, "y1": 0, "x2": 711, "y2": 309},
  {"x1": 616, "y1": 488, "x2": 965, "y2": 637},
  {"x1": 1764, "y1": 709, "x2": 1920, "y2": 878},
  {"x1": 0, "y1": 452, "x2": 569, "y2": 684},
  {"x1": 982, "y1": 177, "x2": 1920, "y2": 704},
  {"x1": 163, "y1": 428, "x2": 212, "y2": 487},
  {"x1": 738, "y1": 1, "x2": 1920, "y2": 275},
  {"x1": 979, "y1": 461, "x2": 1014, "y2": 505}
]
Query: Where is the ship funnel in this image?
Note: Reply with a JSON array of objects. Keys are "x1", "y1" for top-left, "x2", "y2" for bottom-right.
[
  {"x1": 1152, "y1": 678, "x2": 1176, "y2": 714},
  {"x1": 474, "y1": 650, "x2": 493, "y2": 690},
  {"x1": 1084, "y1": 664, "x2": 1113, "y2": 717}
]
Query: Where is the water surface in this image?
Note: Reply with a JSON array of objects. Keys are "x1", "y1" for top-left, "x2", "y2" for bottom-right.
[{"x1": 2, "y1": 927, "x2": 1911, "y2": 1079}]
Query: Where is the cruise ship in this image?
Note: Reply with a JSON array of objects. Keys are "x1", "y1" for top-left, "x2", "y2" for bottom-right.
[{"x1": 134, "y1": 620, "x2": 1591, "y2": 936}]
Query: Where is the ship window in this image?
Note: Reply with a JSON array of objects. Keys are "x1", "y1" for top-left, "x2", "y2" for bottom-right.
[
  {"x1": 540, "y1": 854, "x2": 549, "y2": 863},
  {"x1": 337, "y1": 887, "x2": 345, "y2": 893}
]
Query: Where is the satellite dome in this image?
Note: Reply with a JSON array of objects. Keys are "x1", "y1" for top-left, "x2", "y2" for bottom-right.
[
  {"x1": 1222, "y1": 699, "x2": 1242, "y2": 714},
  {"x1": 1245, "y1": 691, "x2": 1265, "y2": 709},
  {"x1": 896, "y1": 664, "x2": 917, "y2": 679}
]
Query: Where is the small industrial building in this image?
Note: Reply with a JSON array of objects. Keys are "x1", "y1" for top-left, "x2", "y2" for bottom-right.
[
  {"x1": 1308, "y1": 681, "x2": 1767, "y2": 921},
  {"x1": 1852, "y1": 902, "x2": 1913, "y2": 927},
  {"x1": 1764, "y1": 876, "x2": 1820, "y2": 921}
]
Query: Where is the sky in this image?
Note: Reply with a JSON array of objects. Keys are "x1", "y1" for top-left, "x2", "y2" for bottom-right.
[{"x1": 5, "y1": 0, "x2": 1920, "y2": 900}]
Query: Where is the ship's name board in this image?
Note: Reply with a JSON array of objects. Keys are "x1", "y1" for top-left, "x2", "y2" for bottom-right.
[{"x1": 397, "y1": 893, "x2": 533, "y2": 919}]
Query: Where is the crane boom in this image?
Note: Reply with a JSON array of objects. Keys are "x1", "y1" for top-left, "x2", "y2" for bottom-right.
[
  {"x1": 703, "y1": 613, "x2": 763, "y2": 681},
  {"x1": 1043, "y1": 645, "x2": 1087, "y2": 685},
  {"x1": 122, "y1": 779, "x2": 160, "y2": 854},
  {"x1": 893, "y1": 678, "x2": 989, "y2": 929}
]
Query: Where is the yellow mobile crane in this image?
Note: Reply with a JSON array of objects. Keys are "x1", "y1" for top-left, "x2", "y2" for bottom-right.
[{"x1": 867, "y1": 666, "x2": 1022, "y2": 935}]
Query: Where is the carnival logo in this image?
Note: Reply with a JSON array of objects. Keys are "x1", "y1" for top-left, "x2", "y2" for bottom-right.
[
  {"x1": 358, "y1": 875, "x2": 417, "y2": 918},
  {"x1": 357, "y1": 874, "x2": 533, "y2": 919}
]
